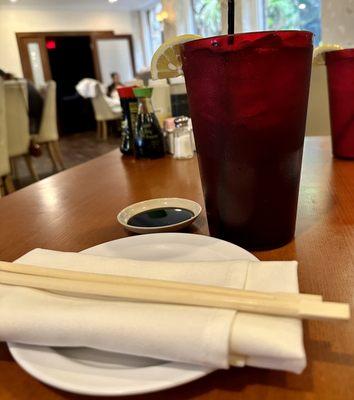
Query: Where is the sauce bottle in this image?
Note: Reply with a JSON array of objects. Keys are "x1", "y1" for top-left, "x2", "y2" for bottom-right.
[
  {"x1": 133, "y1": 87, "x2": 165, "y2": 159},
  {"x1": 117, "y1": 86, "x2": 138, "y2": 156}
]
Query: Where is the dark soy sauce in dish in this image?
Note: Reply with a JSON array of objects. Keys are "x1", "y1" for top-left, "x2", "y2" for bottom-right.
[{"x1": 128, "y1": 207, "x2": 194, "y2": 227}]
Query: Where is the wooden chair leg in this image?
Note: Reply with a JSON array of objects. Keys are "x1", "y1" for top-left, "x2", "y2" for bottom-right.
[
  {"x1": 24, "y1": 154, "x2": 39, "y2": 181},
  {"x1": 52, "y1": 140, "x2": 65, "y2": 170},
  {"x1": 96, "y1": 121, "x2": 102, "y2": 140},
  {"x1": 0, "y1": 179, "x2": 4, "y2": 197},
  {"x1": 10, "y1": 157, "x2": 18, "y2": 180},
  {"x1": 46, "y1": 142, "x2": 61, "y2": 172},
  {"x1": 102, "y1": 121, "x2": 108, "y2": 141},
  {"x1": 4, "y1": 174, "x2": 15, "y2": 193}
]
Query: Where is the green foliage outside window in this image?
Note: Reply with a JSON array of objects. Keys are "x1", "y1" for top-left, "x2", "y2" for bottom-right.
[
  {"x1": 266, "y1": 0, "x2": 321, "y2": 45},
  {"x1": 192, "y1": 0, "x2": 222, "y2": 37},
  {"x1": 148, "y1": 3, "x2": 163, "y2": 53},
  {"x1": 190, "y1": 1, "x2": 321, "y2": 45}
]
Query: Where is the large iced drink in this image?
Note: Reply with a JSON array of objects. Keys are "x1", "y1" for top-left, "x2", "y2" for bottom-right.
[
  {"x1": 181, "y1": 31, "x2": 313, "y2": 250},
  {"x1": 325, "y1": 49, "x2": 354, "y2": 158}
]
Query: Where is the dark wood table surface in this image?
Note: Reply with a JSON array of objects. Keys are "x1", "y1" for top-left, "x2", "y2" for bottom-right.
[{"x1": 0, "y1": 136, "x2": 353, "y2": 400}]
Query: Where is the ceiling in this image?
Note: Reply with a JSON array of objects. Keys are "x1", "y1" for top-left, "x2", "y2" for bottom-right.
[{"x1": 0, "y1": 0, "x2": 159, "y2": 10}]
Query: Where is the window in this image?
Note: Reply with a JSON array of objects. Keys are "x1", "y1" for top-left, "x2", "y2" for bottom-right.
[
  {"x1": 192, "y1": 0, "x2": 222, "y2": 37},
  {"x1": 147, "y1": 3, "x2": 163, "y2": 54},
  {"x1": 264, "y1": 0, "x2": 322, "y2": 45}
]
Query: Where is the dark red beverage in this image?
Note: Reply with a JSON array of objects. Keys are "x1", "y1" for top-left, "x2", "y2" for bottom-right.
[
  {"x1": 181, "y1": 31, "x2": 313, "y2": 250},
  {"x1": 325, "y1": 49, "x2": 354, "y2": 159}
]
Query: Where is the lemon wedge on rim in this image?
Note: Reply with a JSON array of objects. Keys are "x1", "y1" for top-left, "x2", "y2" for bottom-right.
[
  {"x1": 151, "y1": 34, "x2": 202, "y2": 80},
  {"x1": 313, "y1": 44, "x2": 343, "y2": 65}
]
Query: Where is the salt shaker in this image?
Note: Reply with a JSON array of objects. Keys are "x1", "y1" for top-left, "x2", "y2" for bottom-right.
[
  {"x1": 163, "y1": 117, "x2": 176, "y2": 154},
  {"x1": 173, "y1": 116, "x2": 194, "y2": 159}
]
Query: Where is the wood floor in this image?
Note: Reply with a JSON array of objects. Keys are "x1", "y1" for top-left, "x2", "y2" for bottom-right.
[{"x1": 12, "y1": 132, "x2": 120, "y2": 190}]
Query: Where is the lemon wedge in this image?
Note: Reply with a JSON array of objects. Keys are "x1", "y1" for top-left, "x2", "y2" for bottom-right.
[
  {"x1": 151, "y1": 34, "x2": 202, "y2": 80},
  {"x1": 313, "y1": 44, "x2": 343, "y2": 65}
]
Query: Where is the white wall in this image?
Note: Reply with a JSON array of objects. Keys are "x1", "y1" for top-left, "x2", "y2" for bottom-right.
[
  {"x1": 322, "y1": 0, "x2": 354, "y2": 47},
  {"x1": 0, "y1": 5, "x2": 146, "y2": 77}
]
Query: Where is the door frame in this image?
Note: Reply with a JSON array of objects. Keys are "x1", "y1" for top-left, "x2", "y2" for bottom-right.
[
  {"x1": 16, "y1": 35, "x2": 52, "y2": 82},
  {"x1": 16, "y1": 31, "x2": 128, "y2": 82}
]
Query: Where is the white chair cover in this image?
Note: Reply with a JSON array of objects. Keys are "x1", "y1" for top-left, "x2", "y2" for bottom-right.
[
  {"x1": 91, "y1": 83, "x2": 121, "y2": 122},
  {"x1": 36, "y1": 81, "x2": 59, "y2": 143},
  {"x1": 4, "y1": 80, "x2": 30, "y2": 157},
  {"x1": 0, "y1": 78, "x2": 10, "y2": 177}
]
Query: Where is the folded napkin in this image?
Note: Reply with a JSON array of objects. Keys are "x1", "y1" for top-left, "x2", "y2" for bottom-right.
[{"x1": 0, "y1": 249, "x2": 306, "y2": 373}]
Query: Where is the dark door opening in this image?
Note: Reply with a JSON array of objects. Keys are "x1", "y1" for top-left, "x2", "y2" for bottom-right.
[
  {"x1": 46, "y1": 35, "x2": 96, "y2": 134},
  {"x1": 17, "y1": 31, "x2": 134, "y2": 136}
]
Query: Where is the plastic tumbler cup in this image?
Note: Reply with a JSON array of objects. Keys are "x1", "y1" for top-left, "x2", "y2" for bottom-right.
[
  {"x1": 181, "y1": 31, "x2": 313, "y2": 250},
  {"x1": 325, "y1": 49, "x2": 354, "y2": 158}
]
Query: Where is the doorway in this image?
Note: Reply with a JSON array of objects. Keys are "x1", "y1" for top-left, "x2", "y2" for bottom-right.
[
  {"x1": 46, "y1": 35, "x2": 96, "y2": 134},
  {"x1": 16, "y1": 31, "x2": 136, "y2": 135}
]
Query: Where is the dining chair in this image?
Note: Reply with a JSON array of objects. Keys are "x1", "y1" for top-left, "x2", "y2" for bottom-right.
[
  {"x1": 4, "y1": 80, "x2": 39, "y2": 182},
  {"x1": 33, "y1": 81, "x2": 65, "y2": 172},
  {"x1": 0, "y1": 78, "x2": 15, "y2": 196},
  {"x1": 91, "y1": 84, "x2": 122, "y2": 140}
]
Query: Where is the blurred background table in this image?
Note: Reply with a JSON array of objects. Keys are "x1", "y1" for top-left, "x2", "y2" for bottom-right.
[{"x1": 0, "y1": 136, "x2": 353, "y2": 400}]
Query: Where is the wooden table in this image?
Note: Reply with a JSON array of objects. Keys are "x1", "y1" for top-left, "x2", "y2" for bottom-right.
[{"x1": 0, "y1": 136, "x2": 353, "y2": 400}]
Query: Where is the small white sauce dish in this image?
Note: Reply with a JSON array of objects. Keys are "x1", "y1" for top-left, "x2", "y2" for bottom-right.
[{"x1": 117, "y1": 198, "x2": 202, "y2": 234}]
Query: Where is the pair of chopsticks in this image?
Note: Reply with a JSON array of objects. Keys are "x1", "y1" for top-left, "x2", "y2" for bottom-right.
[{"x1": 0, "y1": 261, "x2": 350, "y2": 321}]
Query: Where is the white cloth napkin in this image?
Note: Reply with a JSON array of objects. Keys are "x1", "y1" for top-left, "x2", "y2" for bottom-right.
[
  {"x1": 0, "y1": 249, "x2": 306, "y2": 373},
  {"x1": 75, "y1": 78, "x2": 105, "y2": 99}
]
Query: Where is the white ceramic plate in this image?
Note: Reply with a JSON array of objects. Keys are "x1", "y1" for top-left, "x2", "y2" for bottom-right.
[
  {"x1": 8, "y1": 233, "x2": 257, "y2": 396},
  {"x1": 117, "y1": 198, "x2": 202, "y2": 234}
]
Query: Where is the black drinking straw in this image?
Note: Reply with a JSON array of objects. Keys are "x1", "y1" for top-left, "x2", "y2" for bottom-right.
[{"x1": 228, "y1": 0, "x2": 235, "y2": 35}]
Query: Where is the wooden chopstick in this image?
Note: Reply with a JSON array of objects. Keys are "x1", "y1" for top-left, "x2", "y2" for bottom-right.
[
  {"x1": 0, "y1": 270, "x2": 350, "y2": 321},
  {"x1": 0, "y1": 261, "x2": 321, "y2": 303}
]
